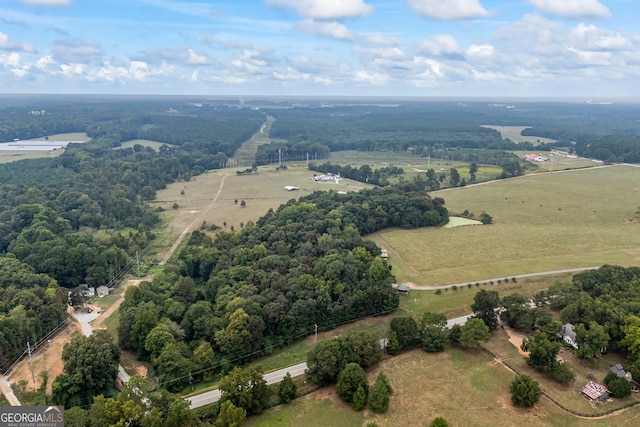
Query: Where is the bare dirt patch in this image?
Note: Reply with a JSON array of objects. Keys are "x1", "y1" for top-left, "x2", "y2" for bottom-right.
[
  {"x1": 9, "y1": 321, "x2": 79, "y2": 394},
  {"x1": 623, "y1": 218, "x2": 640, "y2": 224},
  {"x1": 503, "y1": 324, "x2": 530, "y2": 357}
]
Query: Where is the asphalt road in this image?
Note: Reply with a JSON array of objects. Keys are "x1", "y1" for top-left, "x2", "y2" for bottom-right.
[{"x1": 187, "y1": 314, "x2": 474, "y2": 409}]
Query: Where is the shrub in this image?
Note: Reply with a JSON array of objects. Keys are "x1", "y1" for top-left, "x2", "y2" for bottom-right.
[
  {"x1": 604, "y1": 372, "x2": 632, "y2": 398},
  {"x1": 336, "y1": 363, "x2": 368, "y2": 406},
  {"x1": 549, "y1": 362, "x2": 575, "y2": 384}
]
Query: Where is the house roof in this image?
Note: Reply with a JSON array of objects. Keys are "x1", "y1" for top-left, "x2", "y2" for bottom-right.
[
  {"x1": 97, "y1": 285, "x2": 109, "y2": 292},
  {"x1": 581, "y1": 381, "x2": 609, "y2": 400}
]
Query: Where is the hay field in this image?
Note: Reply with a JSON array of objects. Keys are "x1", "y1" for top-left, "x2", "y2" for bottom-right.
[
  {"x1": 372, "y1": 165, "x2": 640, "y2": 286},
  {"x1": 246, "y1": 347, "x2": 640, "y2": 427},
  {"x1": 482, "y1": 125, "x2": 557, "y2": 145},
  {"x1": 152, "y1": 163, "x2": 374, "y2": 250}
]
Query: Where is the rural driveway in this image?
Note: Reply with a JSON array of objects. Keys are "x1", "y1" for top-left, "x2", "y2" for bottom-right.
[
  {"x1": 409, "y1": 266, "x2": 600, "y2": 291},
  {"x1": 0, "y1": 375, "x2": 21, "y2": 406},
  {"x1": 71, "y1": 309, "x2": 130, "y2": 384}
]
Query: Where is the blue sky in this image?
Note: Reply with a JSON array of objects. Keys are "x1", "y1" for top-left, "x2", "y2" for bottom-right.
[{"x1": 0, "y1": 0, "x2": 638, "y2": 97}]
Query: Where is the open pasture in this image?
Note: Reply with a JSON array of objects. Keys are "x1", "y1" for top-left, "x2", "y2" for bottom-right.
[
  {"x1": 152, "y1": 163, "x2": 374, "y2": 247},
  {"x1": 246, "y1": 347, "x2": 640, "y2": 427},
  {"x1": 372, "y1": 165, "x2": 640, "y2": 286},
  {"x1": 0, "y1": 132, "x2": 90, "y2": 163},
  {"x1": 482, "y1": 125, "x2": 557, "y2": 145}
]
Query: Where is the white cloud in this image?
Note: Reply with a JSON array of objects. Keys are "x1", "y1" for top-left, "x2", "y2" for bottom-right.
[
  {"x1": 466, "y1": 44, "x2": 494, "y2": 62},
  {"x1": 187, "y1": 48, "x2": 208, "y2": 64},
  {"x1": 295, "y1": 19, "x2": 354, "y2": 40},
  {"x1": 360, "y1": 33, "x2": 401, "y2": 47},
  {"x1": 415, "y1": 34, "x2": 465, "y2": 59},
  {"x1": 60, "y1": 63, "x2": 86, "y2": 77},
  {"x1": 0, "y1": 32, "x2": 35, "y2": 52},
  {"x1": 354, "y1": 71, "x2": 389, "y2": 85},
  {"x1": 21, "y1": 0, "x2": 72, "y2": 6},
  {"x1": 570, "y1": 24, "x2": 628, "y2": 51},
  {"x1": 407, "y1": 0, "x2": 489, "y2": 20},
  {"x1": 53, "y1": 39, "x2": 102, "y2": 63},
  {"x1": 529, "y1": 0, "x2": 610, "y2": 19},
  {"x1": 264, "y1": 0, "x2": 373, "y2": 19}
]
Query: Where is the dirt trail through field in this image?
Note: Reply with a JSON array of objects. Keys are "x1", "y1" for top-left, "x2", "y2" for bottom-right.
[{"x1": 158, "y1": 172, "x2": 229, "y2": 265}]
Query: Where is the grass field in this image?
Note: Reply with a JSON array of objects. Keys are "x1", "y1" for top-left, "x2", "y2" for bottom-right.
[
  {"x1": 246, "y1": 346, "x2": 640, "y2": 427},
  {"x1": 371, "y1": 165, "x2": 640, "y2": 286},
  {"x1": 118, "y1": 139, "x2": 175, "y2": 151},
  {"x1": 481, "y1": 125, "x2": 557, "y2": 145},
  {"x1": 0, "y1": 132, "x2": 90, "y2": 163},
  {"x1": 152, "y1": 163, "x2": 375, "y2": 247}
]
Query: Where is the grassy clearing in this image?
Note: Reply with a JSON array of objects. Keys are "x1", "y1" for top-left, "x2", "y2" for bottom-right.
[
  {"x1": 443, "y1": 216, "x2": 483, "y2": 228},
  {"x1": 247, "y1": 345, "x2": 640, "y2": 427},
  {"x1": 118, "y1": 139, "x2": 175, "y2": 151},
  {"x1": 0, "y1": 150, "x2": 63, "y2": 163},
  {"x1": 152, "y1": 164, "x2": 374, "y2": 244},
  {"x1": 481, "y1": 125, "x2": 557, "y2": 145},
  {"x1": 399, "y1": 274, "x2": 573, "y2": 318},
  {"x1": 102, "y1": 308, "x2": 120, "y2": 342},
  {"x1": 233, "y1": 115, "x2": 283, "y2": 166},
  {"x1": 372, "y1": 165, "x2": 640, "y2": 286}
]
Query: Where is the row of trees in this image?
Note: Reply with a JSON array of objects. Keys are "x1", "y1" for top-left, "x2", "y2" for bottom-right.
[{"x1": 308, "y1": 162, "x2": 404, "y2": 186}]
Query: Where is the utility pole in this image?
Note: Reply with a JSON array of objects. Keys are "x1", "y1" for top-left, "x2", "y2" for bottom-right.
[{"x1": 27, "y1": 341, "x2": 35, "y2": 384}]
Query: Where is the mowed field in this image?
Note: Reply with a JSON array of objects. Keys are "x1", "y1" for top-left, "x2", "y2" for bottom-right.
[
  {"x1": 246, "y1": 347, "x2": 640, "y2": 427},
  {"x1": 371, "y1": 165, "x2": 640, "y2": 286},
  {"x1": 0, "y1": 132, "x2": 90, "y2": 163},
  {"x1": 481, "y1": 125, "x2": 557, "y2": 145},
  {"x1": 152, "y1": 163, "x2": 375, "y2": 250}
]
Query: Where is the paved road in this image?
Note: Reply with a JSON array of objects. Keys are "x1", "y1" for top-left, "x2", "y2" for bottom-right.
[
  {"x1": 409, "y1": 266, "x2": 600, "y2": 290},
  {"x1": 188, "y1": 362, "x2": 308, "y2": 409},
  {"x1": 188, "y1": 314, "x2": 473, "y2": 409}
]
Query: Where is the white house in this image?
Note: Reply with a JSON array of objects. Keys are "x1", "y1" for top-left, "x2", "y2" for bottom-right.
[
  {"x1": 558, "y1": 323, "x2": 578, "y2": 349},
  {"x1": 96, "y1": 285, "x2": 110, "y2": 297}
]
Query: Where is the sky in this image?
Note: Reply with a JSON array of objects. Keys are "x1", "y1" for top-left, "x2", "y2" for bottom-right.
[{"x1": 0, "y1": 0, "x2": 639, "y2": 97}]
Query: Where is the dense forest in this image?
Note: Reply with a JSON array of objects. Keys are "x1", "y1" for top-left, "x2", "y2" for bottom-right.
[{"x1": 116, "y1": 186, "x2": 448, "y2": 391}]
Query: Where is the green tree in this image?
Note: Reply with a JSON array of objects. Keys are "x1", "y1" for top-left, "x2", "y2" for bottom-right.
[
  {"x1": 351, "y1": 384, "x2": 367, "y2": 411},
  {"x1": 420, "y1": 312, "x2": 448, "y2": 352},
  {"x1": 389, "y1": 316, "x2": 419, "y2": 351},
  {"x1": 510, "y1": 375, "x2": 541, "y2": 407},
  {"x1": 425, "y1": 169, "x2": 440, "y2": 191},
  {"x1": 385, "y1": 330, "x2": 402, "y2": 355},
  {"x1": 52, "y1": 330, "x2": 120, "y2": 406},
  {"x1": 215, "y1": 308, "x2": 254, "y2": 360},
  {"x1": 192, "y1": 341, "x2": 216, "y2": 381},
  {"x1": 306, "y1": 339, "x2": 343, "y2": 385},
  {"x1": 501, "y1": 293, "x2": 534, "y2": 330},
  {"x1": 521, "y1": 331, "x2": 561, "y2": 371},
  {"x1": 430, "y1": 417, "x2": 449, "y2": 427},
  {"x1": 575, "y1": 321, "x2": 609, "y2": 361},
  {"x1": 145, "y1": 323, "x2": 176, "y2": 360},
  {"x1": 219, "y1": 366, "x2": 271, "y2": 415},
  {"x1": 621, "y1": 315, "x2": 640, "y2": 360},
  {"x1": 448, "y1": 324, "x2": 462, "y2": 345},
  {"x1": 449, "y1": 168, "x2": 460, "y2": 187},
  {"x1": 459, "y1": 318, "x2": 490, "y2": 349},
  {"x1": 368, "y1": 372, "x2": 391, "y2": 413},
  {"x1": 336, "y1": 363, "x2": 369, "y2": 406},
  {"x1": 347, "y1": 331, "x2": 382, "y2": 368},
  {"x1": 604, "y1": 372, "x2": 632, "y2": 398},
  {"x1": 215, "y1": 400, "x2": 247, "y2": 427},
  {"x1": 471, "y1": 289, "x2": 501, "y2": 331},
  {"x1": 469, "y1": 162, "x2": 478, "y2": 182},
  {"x1": 278, "y1": 372, "x2": 297, "y2": 404}
]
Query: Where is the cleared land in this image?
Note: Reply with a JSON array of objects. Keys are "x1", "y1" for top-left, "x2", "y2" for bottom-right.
[
  {"x1": 246, "y1": 346, "x2": 640, "y2": 427},
  {"x1": 371, "y1": 165, "x2": 640, "y2": 286},
  {"x1": 482, "y1": 125, "x2": 557, "y2": 145},
  {"x1": 152, "y1": 163, "x2": 374, "y2": 247},
  {"x1": 118, "y1": 139, "x2": 175, "y2": 151},
  {"x1": 0, "y1": 132, "x2": 90, "y2": 163}
]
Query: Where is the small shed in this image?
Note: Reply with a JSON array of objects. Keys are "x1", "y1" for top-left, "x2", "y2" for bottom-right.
[
  {"x1": 581, "y1": 381, "x2": 609, "y2": 402},
  {"x1": 396, "y1": 284, "x2": 410, "y2": 294},
  {"x1": 610, "y1": 364, "x2": 640, "y2": 389},
  {"x1": 380, "y1": 249, "x2": 388, "y2": 260},
  {"x1": 96, "y1": 285, "x2": 110, "y2": 297}
]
